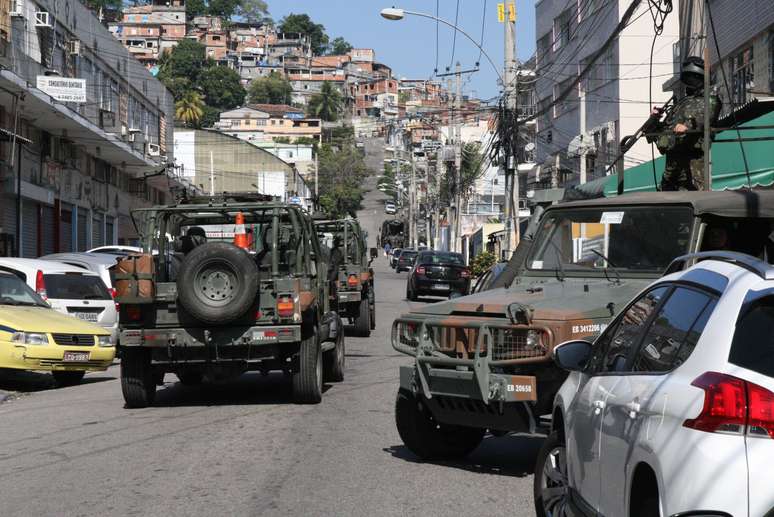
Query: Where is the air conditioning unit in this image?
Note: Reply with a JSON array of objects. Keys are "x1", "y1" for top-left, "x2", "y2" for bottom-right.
[
  {"x1": 10, "y1": 0, "x2": 23, "y2": 16},
  {"x1": 35, "y1": 11, "x2": 53, "y2": 28},
  {"x1": 67, "y1": 40, "x2": 81, "y2": 56},
  {"x1": 146, "y1": 143, "x2": 161, "y2": 157}
]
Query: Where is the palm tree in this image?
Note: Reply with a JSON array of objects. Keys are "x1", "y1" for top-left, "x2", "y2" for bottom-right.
[
  {"x1": 308, "y1": 82, "x2": 342, "y2": 122},
  {"x1": 175, "y1": 91, "x2": 205, "y2": 128}
]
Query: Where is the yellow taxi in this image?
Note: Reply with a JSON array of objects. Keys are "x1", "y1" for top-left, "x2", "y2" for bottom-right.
[{"x1": 0, "y1": 271, "x2": 115, "y2": 386}]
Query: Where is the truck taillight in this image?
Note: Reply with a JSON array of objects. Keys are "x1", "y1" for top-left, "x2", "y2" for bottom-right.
[
  {"x1": 347, "y1": 275, "x2": 359, "y2": 288},
  {"x1": 35, "y1": 269, "x2": 47, "y2": 300},
  {"x1": 683, "y1": 371, "x2": 774, "y2": 438},
  {"x1": 277, "y1": 296, "x2": 295, "y2": 318},
  {"x1": 125, "y1": 305, "x2": 142, "y2": 322}
]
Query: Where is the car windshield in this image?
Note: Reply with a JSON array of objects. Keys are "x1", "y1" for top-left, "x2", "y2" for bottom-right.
[
  {"x1": 0, "y1": 275, "x2": 47, "y2": 306},
  {"x1": 526, "y1": 206, "x2": 693, "y2": 274},
  {"x1": 420, "y1": 252, "x2": 465, "y2": 266},
  {"x1": 44, "y1": 274, "x2": 111, "y2": 300}
]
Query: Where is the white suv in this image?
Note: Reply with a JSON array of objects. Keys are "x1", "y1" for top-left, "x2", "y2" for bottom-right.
[{"x1": 535, "y1": 251, "x2": 774, "y2": 517}]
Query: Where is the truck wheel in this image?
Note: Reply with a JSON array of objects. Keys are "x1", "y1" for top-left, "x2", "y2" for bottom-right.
[
  {"x1": 354, "y1": 298, "x2": 371, "y2": 337},
  {"x1": 395, "y1": 388, "x2": 484, "y2": 460},
  {"x1": 368, "y1": 288, "x2": 376, "y2": 330},
  {"x1": 121, "y1": 348, "x2": 156, "y2": 408},
  {"x1": 407, "y1": 285, "x2": 417, "y2": 302},
  {"x1": 533, "y1": 431, "x2": 570, "y2": 517},
  {"x1": 323, "y1": 329, "x2": 345, "y2": 382},
  {"x1": 177, "y1": 371, "x2": 204, "y2": 386},
  {"x1": 293, "y1": 330, "x2": 323, "y2": 404},
  {"x1": 177, "y1": 242, "x2": 259, "y2": 325},
  {"x1": 52, "y1": 371, "x2": 85, "y2": 387}
]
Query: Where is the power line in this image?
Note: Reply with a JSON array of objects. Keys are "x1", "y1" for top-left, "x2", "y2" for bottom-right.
[{"x1": 448, "y1": 0, "x2": 462, "y2": 71}]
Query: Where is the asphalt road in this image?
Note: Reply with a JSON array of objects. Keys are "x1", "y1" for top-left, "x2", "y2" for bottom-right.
[{"x1": 0, "y1": 140, "x2": 540, "y2": 517}]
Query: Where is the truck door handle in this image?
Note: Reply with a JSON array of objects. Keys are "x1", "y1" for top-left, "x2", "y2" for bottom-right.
[{"x1": 593, "y1": 400, "x2": 605, "y2": 414}]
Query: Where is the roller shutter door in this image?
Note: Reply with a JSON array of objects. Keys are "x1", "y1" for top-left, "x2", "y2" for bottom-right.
[
  {"x1": 77, "y1": 207, "x2": 88, "y2": 251},
  {"x1": 22, "y1": 202, "x2": 38, "y2": 258},
  {"x1": 92, "y1": 212, "x2": 104, "y2": 248},
  {"x1": 41, "y1": 205, "x2": 55, "y2": 256},
  {"x1": 105, "y1": 216, "x2": 115, "y2": 246},
  {"x1": 60, "y1": 203, "x2": 73, "y2": 253}
]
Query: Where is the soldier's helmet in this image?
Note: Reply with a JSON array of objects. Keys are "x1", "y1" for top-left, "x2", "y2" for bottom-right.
[{"x1": 680, "y1": 56, "x2": 705, "y2": 89}]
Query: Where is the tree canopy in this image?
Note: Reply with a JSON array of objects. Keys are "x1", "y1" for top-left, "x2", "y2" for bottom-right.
[
  {"x1": 198, "y1": 66, "x2": 245, "y2": 110},
  {"x1": 317, "y1": 141, "x2": 372, "y2": 218},
  {"x1": 278, "y1": 13, "x2": 329, "y2": 55},
  {"x1": 247, "y1": 71, "x2": 293, "y2": 105},
  {"x1": 307, "y1": 81, "x2": 342, "y2": 122},
  {"x1": 328, "y1": 37, "x2": 353, "y2": 56},
  {"x1": 236, "y1": 0, "x2": 269, "y2": 23}
]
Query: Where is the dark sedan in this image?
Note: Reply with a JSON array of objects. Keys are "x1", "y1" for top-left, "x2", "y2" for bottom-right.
[
  {"x1": 406, "y1": 251, "x2": 470, "y2": 300},
  {"x1": 395, "y1": 249, "x2": 417, "y2": 272}
]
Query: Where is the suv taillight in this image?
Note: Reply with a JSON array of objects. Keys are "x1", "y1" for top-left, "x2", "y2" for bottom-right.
[
  {"x1": 277, "y1": 296, "x2": 295, "y2": 318},
  {"x1": 35, "y1": 269, "x2": 47, "y2": 300},
  {"x1": 460, "y1": 268, "x2": 471, "y2": 278},
  {"x1": 683, "y1": 371, "x2": 774, "y2": 438}
]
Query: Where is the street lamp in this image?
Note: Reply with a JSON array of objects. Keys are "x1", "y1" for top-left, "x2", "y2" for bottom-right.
[{"x1": 379, "y1": 7, "x2": 503, "y2": 81}]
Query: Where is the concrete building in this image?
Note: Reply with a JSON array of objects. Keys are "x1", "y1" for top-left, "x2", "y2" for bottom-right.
[
  {"x1": 252, "y1": 142, "x2": 315, "y2": 178},
  {"x1": 173, "y1": 130, "x2": 311, "y2": 207},
  {"x1": 216, "y1": 105, "x2": 322, "y2": 143},
  {"x1": 189, "y1": 16, "x2": 228, "y2": 61},
  {"x1": 108, "y1": 0, "x2": 186, "y2": 70},
  {"x1": 0, "y1": 0, "x2": 178, "y2": 255},
  {"x1": 534, "y1": 0, "x2": 678, "y2": 191}
]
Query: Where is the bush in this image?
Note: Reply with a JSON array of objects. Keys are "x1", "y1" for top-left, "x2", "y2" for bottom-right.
[{"x1": 470, "y1": 251, "x2": 497, "y2": 277}]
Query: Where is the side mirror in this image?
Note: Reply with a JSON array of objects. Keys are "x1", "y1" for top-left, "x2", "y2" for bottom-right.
[
  {"x1": 553, "y1": 340, "x2": 593, "y2": 372},
  {"x1": 370, "y1": 248, "x2": 378, "y2": 259}
]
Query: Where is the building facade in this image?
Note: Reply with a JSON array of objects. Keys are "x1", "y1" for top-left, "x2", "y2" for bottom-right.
[
  {"x1": 216, "y1": 105, "x2": 322, "y2": 143},
  {"x1": 108, "y1": 0, "x2": 186, "y2": 70}
]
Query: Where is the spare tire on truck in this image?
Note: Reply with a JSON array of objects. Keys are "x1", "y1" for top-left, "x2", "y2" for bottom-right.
[{"x1": 176, "y1": 242, "x2": 259, "y2": 325}]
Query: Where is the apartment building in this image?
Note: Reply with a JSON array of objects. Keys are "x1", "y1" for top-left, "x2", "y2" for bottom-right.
[
  {"x1": 216, "y1": 105, "x2": 322, "y2": 143},
  {"x1": 108, "y1": 0, "x2": 186, "y2": 69},
  {"x1": 350, "y1": 78, "x2": 400, "y2": 118},
  {"x1": 534, "y1": 0, "x2": 678, "y2": 191},
  {"x1": 287, "y1": 67, "x2": 348, "y2": 106},
  {"x1": 0, "y1": 0, "x2": 178, "y2": 256}
]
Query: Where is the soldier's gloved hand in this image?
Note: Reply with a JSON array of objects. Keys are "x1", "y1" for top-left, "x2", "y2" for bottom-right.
[{"x1": 674, "y1": 123, "x2": 689, "y2": 134}]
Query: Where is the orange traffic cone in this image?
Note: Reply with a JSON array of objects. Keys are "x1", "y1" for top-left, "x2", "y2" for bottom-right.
[{"x1": 233, "y1": 212, "x2": 249, "y2": 249}]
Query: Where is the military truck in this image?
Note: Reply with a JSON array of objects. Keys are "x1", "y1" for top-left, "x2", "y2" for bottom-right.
[
  {"x1": 315, "y1": 218, "x2": 378, "y2": 336},
  {"x1": 381, "y1": 219, "x2": 406, "y2": 249},
  {"x1": 392, "y1": 190, "x2": 774, "y2": 459},
  {"x1": 116, "y1": 193, "x2": 344, "y2": 408}
]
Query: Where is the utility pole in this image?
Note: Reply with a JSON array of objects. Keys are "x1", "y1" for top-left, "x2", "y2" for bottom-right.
[
  {"x1": 314, "y1": 149, "x2": 319, "y2": 199},
  {"x1": 502, "y1": 1, "x2": 519, "y2": 260},
  {"x1": 702, "y1": 3, "x2": 711, "y2": 191},
  {"x1": 445, "y1": 77, "x2": 454, "y2": 252},
  {"x1": 453, "y1": 62, "x2": 462, "y2": 254},
  {"x1": 408, "y1": 142, "x2": 417, "y2": 249},
  {"x1": 209, "y1": 150, "x2": 215, "y2": 196}
]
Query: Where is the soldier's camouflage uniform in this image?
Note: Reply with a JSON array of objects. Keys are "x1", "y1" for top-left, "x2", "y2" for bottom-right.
[{"x1": 647, "y1": 92, "x2": 721, "y2": 191}]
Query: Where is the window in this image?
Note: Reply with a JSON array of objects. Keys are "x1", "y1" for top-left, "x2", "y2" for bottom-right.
[
  {"x1": 631, "y1": 287, "x2": 716, "y2": 373},
  {"x1": 731, "y1": 46, "x2": 754, "y2": 106},
  {"x1": 590, "y1": 287, "x2": 670, "y2": 372},
  {"x1": 553, "y1": 8, "x2": 573, "y2": 51},
  {"x1": 553, "y1": 77, "x2": 578, "y2": 117},
  {"x1": 730, "y1": 295, "x2": 774, "y2": 378}
]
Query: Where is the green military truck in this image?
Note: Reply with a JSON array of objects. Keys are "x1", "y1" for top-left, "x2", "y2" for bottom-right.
[
  {"x1": 116, "y1": 194, "x2": 344, "y2": 408},
  {"x1": 315, "y1": 218, "x2": 378, "y2": 336},
  {"x1": 391, "y1": 190, "x2": 774, "y2": 459}
]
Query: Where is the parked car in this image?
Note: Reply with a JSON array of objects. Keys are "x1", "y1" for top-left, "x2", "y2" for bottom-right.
[
  {"x1": 87, "y1": 245, "x2": 142, "y2": 256},
  {"x1": 0, "y1": 270, "x2": 114, "y2": 386},
  {"x1": 406, "y1": 251, "x2": 470, "y2": 300},
  {"x1": 389, "y1": 248, "x2": 403, "y2": 268},
  {"x1": 0, "y1": 258, "x2": 118, "y2": 344},
  {"x1": 385, "y1": 202, "x2": 396, "y2": 215},
  {"x1": 40, "y1": 252, "x2": 122, "y2": 291},
  {"x1": 395, "y1": 249, "x2": 417, "y2": 272},
  {"x1": 536, "y1": 251, "x2": 774, "y2": 517}
]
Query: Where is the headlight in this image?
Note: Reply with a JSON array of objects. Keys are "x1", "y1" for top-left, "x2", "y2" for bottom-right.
[
  {"x1": 11, "y1": 332, "x2": 49, "y2": 345},
  {"x1": 97, "y1": 335, "x2": 113, "y2": 347},
  {"x1": 526, "y1": 330, "x2": 541, "y2": 349}
]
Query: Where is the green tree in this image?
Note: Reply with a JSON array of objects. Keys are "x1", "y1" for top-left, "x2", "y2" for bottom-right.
[
  {"x1": 279, "y1": 13, "x2": 329, "y2": 55},
  {"x1": 470, "y1": 251, "x2": 497, "y2": 277},
  {"x1": 198, "y1": 66, "x2": 245, "y2": 110},
  {"x1": 316, "y1": 140, "x2": 372, "y2": 217},
  {"x1": 200, "y1": 106, "x2": 223, "y2": 129},
  {"x1": 175, "y1": 91, "x2": 205, "y2": 128},
  {"x1": 157, "y1": 40, "x2": 209, "y2": 100},
  {"x1": 236, "y1": 0, "x2": 269, "y2": 23},
  {"x1": 247, "y1": 71, "x2": 293, "y2": 104},
  {"x1": 307, "y1": 81, "x2": 342, "y2": 122},
  {"x1": 185, "y1": 0, "x2": 207, "y2": 19},
  {"x1": 440, "y1": 142, "x2": 487, "y2": 205},
  {"x1": 207, "y1": 0, "x2": 240, "y2": 18},
  {"x1": 328, "y1": 36, "x2": 352, "y2": 56}
]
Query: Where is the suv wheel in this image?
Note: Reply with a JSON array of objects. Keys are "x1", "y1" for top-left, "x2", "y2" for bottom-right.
[
  {"x1": 354, "y1": 298, "x2": 371, "y2": 337},
  {"x1": 293, "y1": 329, "x2": 323, "y2": 404},
  {"x1": 323, "y1": 328, "x2": 345, "y2": 382},
  {"x1": 395, "y1": 388, "x2": 484, "y2": 460},
  {"x1": 121, "y1": 348, "x2": 156, "y2": 408},
  {"x1": 52, "y1": 370, "x2": 85, "y2": 387},
  {"x1": 533, "y1": 430, "x2": 570, "y2": 517}
]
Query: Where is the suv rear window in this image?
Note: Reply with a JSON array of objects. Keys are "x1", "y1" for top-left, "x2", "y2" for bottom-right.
[
  {"x1": 730, "y1": 296, "x2": 774, "y2": 377},
  {"x1": 44, "y1": 274, "x2": 111, "y2": 300}
]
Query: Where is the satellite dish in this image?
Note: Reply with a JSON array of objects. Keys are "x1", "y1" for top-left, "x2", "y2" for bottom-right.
[{"x1": 524, "y1": 143, "x2": 535, "y2": 152}]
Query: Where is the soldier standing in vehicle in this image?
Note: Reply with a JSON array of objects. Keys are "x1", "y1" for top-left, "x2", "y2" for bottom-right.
[{"x1": 645, "y1": 57, "x2": 722, "y2": 191}]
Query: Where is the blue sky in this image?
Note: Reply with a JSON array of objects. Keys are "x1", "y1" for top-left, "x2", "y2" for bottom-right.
[{"x1": 268, "y1": 1, "x2": 536, "y2": 101}]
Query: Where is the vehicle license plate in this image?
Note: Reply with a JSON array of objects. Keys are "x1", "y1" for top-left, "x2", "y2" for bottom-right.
[
  {"x1": 433, "y1": 283, "x2": 450, "y2": 290},
  {"x1": 74, "y1": 312, "x2": 99, "y2": 322},
  {"x1": 63, "y1": 351, "x2": 90, "y2": 362},
  {"x1": 253, "y1": 331, "x2": 277, "y2": 341}
]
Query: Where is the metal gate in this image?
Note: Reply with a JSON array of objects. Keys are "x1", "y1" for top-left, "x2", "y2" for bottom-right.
[
  {"x1": 60, "y1": 203, "x2": 73, "y2": 252},
  {"x1": 22, "y1": 202, "x2": 38, "y2": 258},
  {"x1": 41, "y1": 205, "x2": 55, "y2": 256},
  {"x1": 77, "y1": 207, "x2": 88, "y2": 251},
  {"x1": 105, "y1": 216, "x2": 115, "y2": 246},
  {"x1": 92, "y1": 212, "x2": 103, "y2": 248}
]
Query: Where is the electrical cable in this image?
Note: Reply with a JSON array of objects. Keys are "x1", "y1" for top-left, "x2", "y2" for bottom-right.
[
  {"x1": 435, "y1": 0, "x2": 440, "y2": 74},
  {"x1": 449, "y1": 0, "x2": 462, "y2": 71}
]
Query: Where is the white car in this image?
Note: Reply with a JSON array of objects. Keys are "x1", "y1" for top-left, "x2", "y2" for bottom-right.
[
  {"x1": 385, "y1": 202, "x2": 396, "y2": 215},
  {"x1": 87, "y1": 245, "x2": 142, "y2": 256},
  {"x1": 41, "y1": 252, "x2": 122, "y2": 290},
  {"x1": 536, "y1": 251, "x2": 774, "y2": 517},
  {"x1": 0, "y1": 258, "x2": 118, "y2": 344}
]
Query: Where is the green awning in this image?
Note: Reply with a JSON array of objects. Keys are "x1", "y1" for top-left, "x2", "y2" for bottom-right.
[{"x1": 604, "y1": 111, "x2": 774, "y2": 196}]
